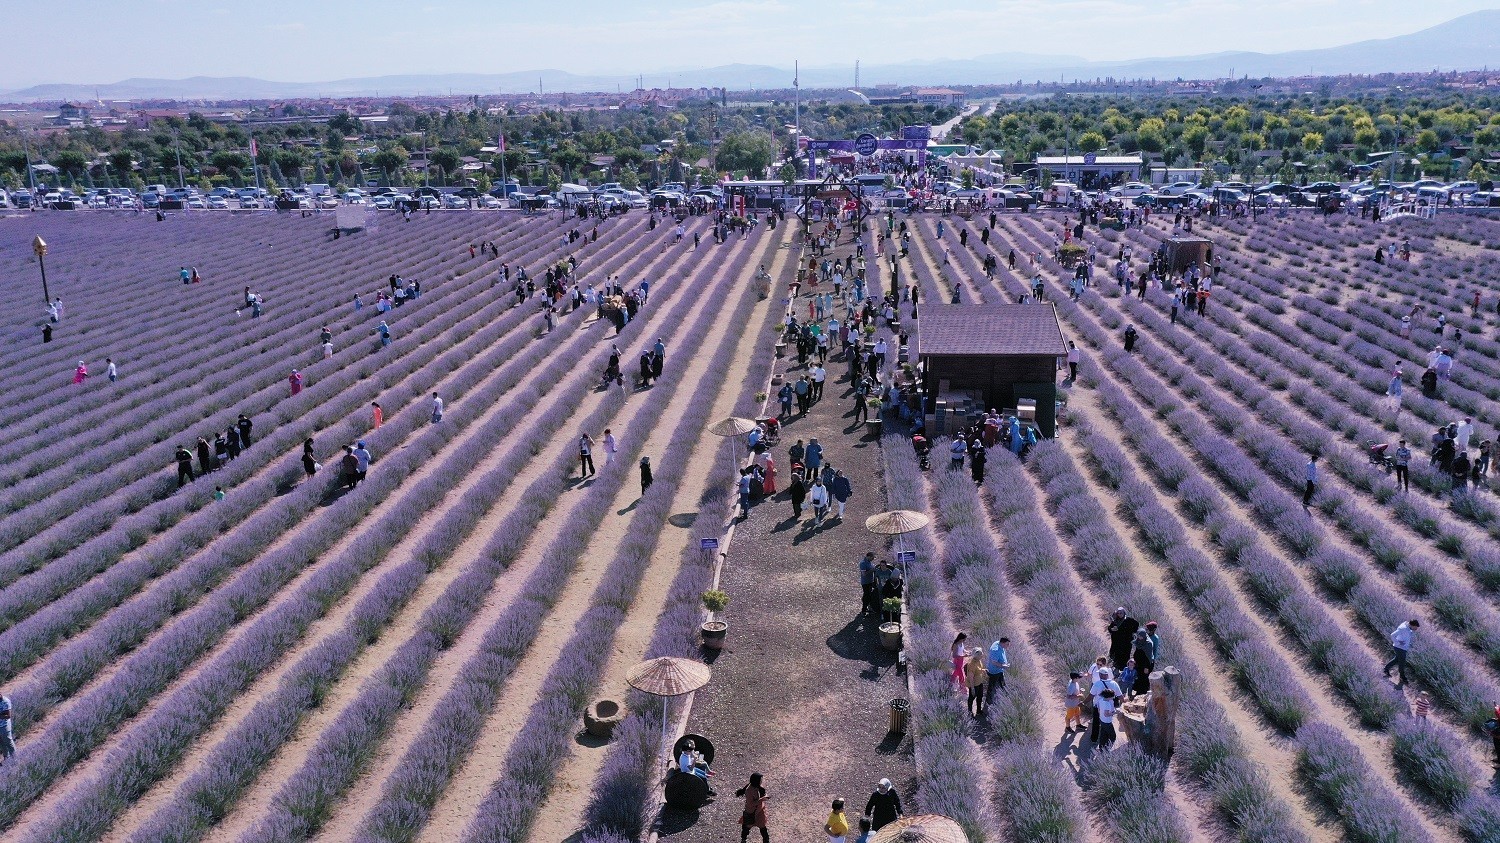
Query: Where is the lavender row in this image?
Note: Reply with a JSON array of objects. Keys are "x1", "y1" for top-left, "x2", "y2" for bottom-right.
[
  {"x1": 577, "y1": 249, "x2": 791, "y2": 841},
  {"x1": 879, "y1": 434, "x2": 1000, "y2": 843},
  {"x1": 109, "y1": 229, "x2": 729, "y2": 843},
  {"x1": 0, "y1": 238, "x2": 652, "y2": 832},
  {"x1": 459, "y1": 237, "x2": 773, "y2": 843},
  {"x1": 0, "y1": 212, "x2": 532, "y2": 438},
  {"x1": 926, "y1": 457, "x2": 1088, "y2": 840},
  {"x1": 333, "y1": 235, "x2": 765, "y2": 843},
  {"x1": 0, "y1": 215, "x2": 678, "y2": 681},
  {"x1": 0, "y1": 221, "x2": 571, "y2": 633},
  {"x1": 1092, "y1": 289, "x2": 1500, "y2": 706},
  {"x1": 979, "y1": 447, "x2": 1190, "y2": 842},
  {"x1": 0, "y1": 225, "x2": 593, "y2": 689},
  {"x1": 0, "y1": 214, "x2": 581, "y2": 582}
]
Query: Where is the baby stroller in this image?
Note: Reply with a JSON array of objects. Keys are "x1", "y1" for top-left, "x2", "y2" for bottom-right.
[
  {"x1": 757, "y1": 416, "x2": 781, "y2": 447},
  {"x1": 1367, "y1": 441, "x2": 1393, "y2": 474}
]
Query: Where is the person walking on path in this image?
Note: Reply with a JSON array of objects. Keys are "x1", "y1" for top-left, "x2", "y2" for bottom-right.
[
  {"x1": 949, "y1": 436, "x2": 967, "y2": 470},
  {"x1": 639, "y1": 456, "x2": 653, "y2": 494},
  {"x1": 372, "y1": 402, "x2": 383, "y2": 429},
  {"x1": 430, "y1": 393, "x2": 444, "y2": 423},
  {"x1": 353, "y1": 441, "x2": 371, "y2": 485},
  {"x1": 1066, "y1": 341, "x2": 1080, "y2": 381},
  {"x1": 805, "y1": 438, "x2": 824, "y2": 475},
  {"x1": 302, "y1": 439, "x2": 317, "y2": 478},
  {"x1": 965, "y1": 648, "x2": 988, "y2": 717},
  {"x1": 950, "y1": 632, "x2": 969, "y2": 690},
  {"x1": 339, "y1": 445, "x2": 359, "y2": 490},
  {"x1": 1123, "y1": 325, "x2": 1138, "y2": 352},
  {"x1": 603, "y1": 429, "x2": 618, "y2": 465},
  {"x1": 736, "y1": 773, "x2": 770, "y2": 843},
  {"x1": 811, "y1": 364, "x2": 826, "y2": 402},
  {"x1": 788, "y1": 470, "x2": 807, "y2": 519},
  {"x1": 969, "y1": 442, "x2": 987, "y2": 485},
  {"x1": 794, "y1": 376, "x2": 810, "y2": 415},
  {"x1": 778, "y1": 383, "x2": 794, "y2": 419},
  {"x1": 106, "y1": 358, "x2": 117, "y2": 383},
  {"x1": 579, "y1": 433, "x2": 596, "y2": 477},
  {"x1": 985, "y1": 638, "x2": 1010, "y2": 706},
  {"x1": 865, "y1": 779, "x2": 903, "y2": 830},
  {"x1": 1303, "y1": 453, "x2": 1318, "y2": 508},
  {"x1": 237, "y1": 414, "x2": 253, "y2": 447},
  {"x1": 1064, "y1": 671, "x2": 1085, "y2": 733},
  {"x1": 72, "y1": 360, "x2": 88, "y2": 385},
  {"x1": 1107, "y1": 607, "x2": 1139, "y2": 671},
  {"x1": 1383, "y1": 618, "x2": 1420, "y2": 684},
  {"x1": 830, "y1": 470, "x2": 852, "y2": 520},
  {"x1": 738, "y1": 469, "x2": 754, "y2": 519},
  {"x1": 174, "y1": 445, "x2": 195, "y2": 487},
  {"x1": 288, "y1": 369, "x2": 304, "y2": 396},
  {"x1": 808, "y1": 477, "x2": 830, "y2": 524}
]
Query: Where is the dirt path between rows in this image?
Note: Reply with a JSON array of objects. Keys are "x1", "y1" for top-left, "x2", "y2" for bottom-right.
[{"x1": 522, "y1": 231, "x2": 794, "y2": 843}]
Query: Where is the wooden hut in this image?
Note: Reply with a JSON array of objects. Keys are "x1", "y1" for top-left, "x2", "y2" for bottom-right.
[
  {"x1": 917, "y1": 304, "x2": 1067, "y2": 436},
  {"x1": 1163, "y1": 235, "x2": 1213, "y2": 273}
]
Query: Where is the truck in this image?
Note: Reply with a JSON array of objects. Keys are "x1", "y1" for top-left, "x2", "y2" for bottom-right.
[{"x1": 306, "y1": 183, "x2": 332, "y2": 197}]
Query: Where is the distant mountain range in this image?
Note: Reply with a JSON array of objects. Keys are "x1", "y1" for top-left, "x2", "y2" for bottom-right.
[{"x1": 5, "y1": 10, "x2": 1499, "y2": 102}]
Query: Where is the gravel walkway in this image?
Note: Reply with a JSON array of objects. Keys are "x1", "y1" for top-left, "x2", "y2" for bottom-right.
[{"x1": 664, "y1": 236, "x2": 916, "y2": 842}]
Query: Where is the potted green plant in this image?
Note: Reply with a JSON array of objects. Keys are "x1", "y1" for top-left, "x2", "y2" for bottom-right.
[
  {"x1": 865, "y1": 398, "x2": 883, "y2": 431},
  {"x1": 701, "y1": 590, "x2": 730, "y2": 649},
  {"x1": 881, "y1": 597, "x2": 903, "y2": 624}
]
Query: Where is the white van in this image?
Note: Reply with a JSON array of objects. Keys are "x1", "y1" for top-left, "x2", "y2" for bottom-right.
[{"x1": 306, "y1": 183, "x2": 332, "y2": 197}]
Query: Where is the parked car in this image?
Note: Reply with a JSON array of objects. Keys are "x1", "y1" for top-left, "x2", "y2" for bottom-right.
[
  {"x1": 207, "y1": 196, "x2": 229, "y2": 209},
  {"x1": 1109, "y1": 182, "x2": 1152, "y2": 198},
  {"x1": 1158, "y1": 181, "x2": 1199, "y2": 196}
]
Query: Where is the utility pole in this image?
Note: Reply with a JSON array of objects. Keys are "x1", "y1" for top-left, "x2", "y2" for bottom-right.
[
  {"x1": 21, "y1": 129, "x2": 39, "y2": 194},
  {"x1": 174, "y1": 132, "x2": 185, "y2": 189},
  {"x1": 33, "y1": 236, "x2": 51, "y2": 304}
]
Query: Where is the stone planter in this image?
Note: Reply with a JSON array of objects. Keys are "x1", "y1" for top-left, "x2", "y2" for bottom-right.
[
  {"x1": 584, "y1": 698, "x2": 625, "y2": 739},
  {"x1": 775, "y1": 342, "x2": 786, "y2": 358},
  {"x1": 701, "y1": 620, "x2": 728, "y2": 649},
  {"x1": 879, "y1": 622, "x2": 903, "y2": 651}
]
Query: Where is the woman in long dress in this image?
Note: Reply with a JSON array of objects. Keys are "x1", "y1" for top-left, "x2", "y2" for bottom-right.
[
  {"x1": 760, "y1": 454, "x2": 777, "y2": 495},
  {"x1": 72, "y1": 361, "x2": 88, "y2": 384}
]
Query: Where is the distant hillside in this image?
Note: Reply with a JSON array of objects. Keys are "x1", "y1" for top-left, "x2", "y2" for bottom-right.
[{"x1": 5, "y1": 10, "x2": 1498, "y2": 102}]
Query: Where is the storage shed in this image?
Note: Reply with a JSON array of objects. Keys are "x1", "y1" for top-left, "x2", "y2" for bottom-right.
[
  {"x1": 1162, "y1": 235, "x2": 1213, "y2": 273},
  {"x1": 917, "y1": 304, "x2": 1068, "y2": 437}
]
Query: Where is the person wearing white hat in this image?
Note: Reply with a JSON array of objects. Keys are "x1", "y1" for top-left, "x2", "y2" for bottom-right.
[{"x1": 1089, "y1": 668, "x2": 1123, "y2": 746}]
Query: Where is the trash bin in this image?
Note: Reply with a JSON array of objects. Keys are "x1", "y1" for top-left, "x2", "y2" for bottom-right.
[{"x1": 889, "y1": 698, "x2": 910, "y2": 734}]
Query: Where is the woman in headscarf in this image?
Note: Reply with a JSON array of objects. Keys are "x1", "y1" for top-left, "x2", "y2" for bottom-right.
[
  {"x1": 289, "y1": 369, "x2": 304, "y2": 395},
  {"x1": 72, "y1": 361, "x2": 88, "y2": 385},
  {"x1": 1130, "y1": 630, "x2": 1154, "y2": 697},
  {"x1": 864, "y1": 778, "x2": 903, "y2": 830}
]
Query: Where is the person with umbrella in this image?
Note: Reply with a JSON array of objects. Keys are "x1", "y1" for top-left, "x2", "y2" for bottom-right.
[{"x1": 864, "y1": 778, "x2": 903, "y2": 830}]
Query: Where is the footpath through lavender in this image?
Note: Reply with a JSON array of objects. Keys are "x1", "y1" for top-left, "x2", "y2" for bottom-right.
[{"x1": 662, "y1": 225, "x2": 916, "y2": 841}]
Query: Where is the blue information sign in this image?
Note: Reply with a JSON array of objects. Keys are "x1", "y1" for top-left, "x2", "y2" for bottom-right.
[{"x1": 854, "y1": 133, "x2": 879, "y2": 156}]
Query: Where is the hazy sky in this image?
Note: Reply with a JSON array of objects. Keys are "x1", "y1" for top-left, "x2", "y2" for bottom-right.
[{"x1": 2, "y1": 0, "x2": 1497, "y2": 87}]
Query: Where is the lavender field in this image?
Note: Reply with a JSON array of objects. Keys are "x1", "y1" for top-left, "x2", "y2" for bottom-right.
[
  {"x1": 875, "y1": 208, "x2": 1500, "y2": 843},
  {"x1": 0, "y1": 209, "x2": 790, "y2": 843},
  {"x1": 3, "y1": 202, "x2": 1499, "y2": 843}
]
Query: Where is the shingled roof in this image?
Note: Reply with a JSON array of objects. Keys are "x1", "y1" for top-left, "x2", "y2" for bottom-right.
[{"x1": 916, "y1": 303, "x2": 1067, "y2": 357}]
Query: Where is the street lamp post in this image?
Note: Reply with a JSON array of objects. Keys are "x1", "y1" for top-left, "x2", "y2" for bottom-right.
[{"x1": 33, "y1": 236, "x2": 51, "y2": 304}]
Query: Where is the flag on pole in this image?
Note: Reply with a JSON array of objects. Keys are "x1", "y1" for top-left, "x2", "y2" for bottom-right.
[
  {"x1": 498, "y1": 133, "x2": 506, "y2": 154},
  {"x1": 249, "y1": 138, "x2": 258, "y2": 159}
]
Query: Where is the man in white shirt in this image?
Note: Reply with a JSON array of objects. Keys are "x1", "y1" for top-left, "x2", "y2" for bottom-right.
[
  {"x1": 873, "y1": 337, "x2": 888, "y2": 370},
  {"x1": 1066, "y1": 341, "x2": 1080, "y2": 381},
  {"x1": 811, "y1": 365, "x2": 826, "y2": 402},
  {"x1": 1383, "y1": 619, "x2": 1419, "y2": 684},
  {"x1": 1456, "y1": 418, "x2": 1475, "y2": 453},
  {"x1": 430, "y1": 393, "x2": 444, "y2": 423}
]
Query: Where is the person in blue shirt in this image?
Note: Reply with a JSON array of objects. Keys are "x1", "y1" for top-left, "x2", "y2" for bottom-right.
[
  {"x1": 859, "y1": 552, "x2": 879, "y2": 614},
  {"x1": 738, "y1": 469, "x2": 754, "y2": 519},
  {"x1": 805, "y1": 438, "x2": 823, "y2": 474},
  {"x1": 984, "y1": 638, "x2": 1011, "y2": 709},
  {"x1": 1303, "y1": 454, "x2": 1318, "y2": 508}
]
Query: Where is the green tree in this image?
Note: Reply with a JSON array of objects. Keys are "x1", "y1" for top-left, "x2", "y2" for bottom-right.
[
  {"x1": 108, "y1": 150, "x2": 136, "y2": 177},
  {"x1": 713, "y1": 130, "x2": 777, "y2": 176},
  {"x1": 429, "y1": 147, "x2": 461, "y2": 184},
  {"x1": 1468, "y1": 162, "x2": 1490, "y2": 183},
  {"x1": 52, "y1": 149, "x2": 89, "y2": 184},
  {"x1": 779, "y1": 161, "x2": 797, "y2": 184},
  {"x1": 1181, "y1": 125, "x2": 1210, "y2": 158},
  {"x1": 551, "y1": 141, "x2": 587, "y2": 181},
  {"x1": 371, "y1": 146, "x2": 409, "y2": 183},
  {"x1": 1077, "y1": 131, "x2": 1107, "y2": 153},
  {"x1": 1415, "y1": 129, "x2": 1441, "y2": 153},
  {"x1": 1301, "y1": 132, "x2": 1325, "y2": 153}
]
